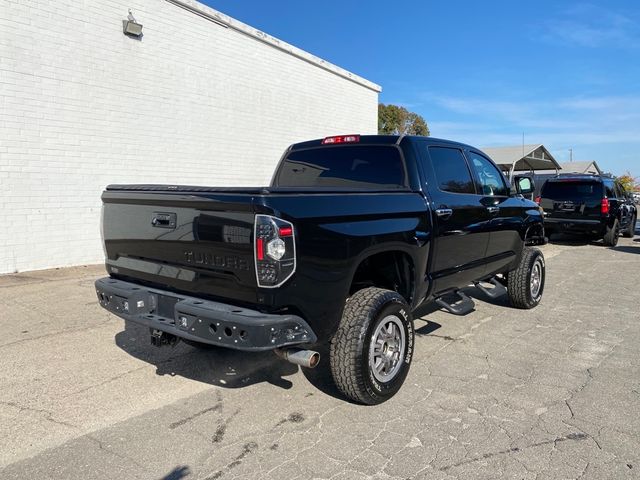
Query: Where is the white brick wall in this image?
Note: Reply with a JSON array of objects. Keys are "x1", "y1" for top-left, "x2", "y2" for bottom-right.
[{"x1": 0, "y1": 0, "x2": 380, "y2": 273}]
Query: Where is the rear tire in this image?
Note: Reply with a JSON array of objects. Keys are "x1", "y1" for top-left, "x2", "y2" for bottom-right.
[
  {"x1": 507, "y1": 247, "x2": 545, "y2": 309},
  {"x1": 603, "y1": 219, "x2": 619, "y2": 246},
  {"x1": 330, "y1": 288, "x2": 414, "y2": 405},
  {"x1": 622, "y1": 215, "x2": 636, "y2": 238}
]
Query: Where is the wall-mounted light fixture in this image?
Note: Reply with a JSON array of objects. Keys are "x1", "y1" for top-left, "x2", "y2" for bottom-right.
[{"x1": 123, "y1": 10, "x2": 143, "y2": 37}]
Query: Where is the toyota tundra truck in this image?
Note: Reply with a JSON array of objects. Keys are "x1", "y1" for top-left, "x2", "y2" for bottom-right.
[{"x1": 96, "y1": 135, "x2": 546, "y2": 404}]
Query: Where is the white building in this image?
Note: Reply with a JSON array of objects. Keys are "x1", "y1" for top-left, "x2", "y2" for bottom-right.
[{"x1": 0, "y1": 0, "x2": 381, "y2": 274}]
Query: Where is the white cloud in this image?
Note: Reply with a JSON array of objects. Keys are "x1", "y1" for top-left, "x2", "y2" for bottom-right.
[
  {"x1": 539, "y1": 4, "x2": 640, "y2": 48},
  {"x1": 423, "y1": 93, "x2": 640, "y2": 167}
]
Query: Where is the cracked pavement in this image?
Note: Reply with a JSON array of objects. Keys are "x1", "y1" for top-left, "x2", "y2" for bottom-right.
[{"x1": 1, "y1": 235, "x2": 639, "y2": 479}]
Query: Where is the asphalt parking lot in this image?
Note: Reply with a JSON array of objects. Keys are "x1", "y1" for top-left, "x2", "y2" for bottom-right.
[{"x1": 1, "y1": 234, "x2": 639, "y2": 480}]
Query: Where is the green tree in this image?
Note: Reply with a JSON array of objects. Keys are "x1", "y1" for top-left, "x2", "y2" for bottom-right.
[
  {"x1": 378, "y1": 104, "x2": 430, "y2": 136},
  {"x1": 615, "y1": 172, "x2": 637, "y2": 194}
]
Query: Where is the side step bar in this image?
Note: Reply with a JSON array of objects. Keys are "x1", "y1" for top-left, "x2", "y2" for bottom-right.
[
  {"x1": 474, "y1": 278, "x2": 507, "y2": 300},
  {"x1": 435, "y1": 291, "x2": 475, "y2": 316},
  {"x1": 435, "y1": 277, "x2": 508, "y2": 316}
]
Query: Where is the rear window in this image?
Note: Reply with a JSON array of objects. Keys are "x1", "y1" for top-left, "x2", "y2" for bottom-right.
[
  {"x1": 273, "y1": 145, "x2": 406, "y2": 189},
  {"x1": 541, "y1": 181, "x2": 602, "y2": 200}
]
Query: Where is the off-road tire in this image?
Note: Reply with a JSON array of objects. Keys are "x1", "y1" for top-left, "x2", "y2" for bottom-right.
[
  {"x1": 507, "y1": 247, "x2": 545, "y2": 309},
  {"x1": 622, "y1": 215, "x2": 636, "y2": 238},
  {"x1": 330, "y1": 288, "x2": 414, "y2": 405},
  {"x1": 603, "y1": 219, "x2": 619, "y2": 246}
]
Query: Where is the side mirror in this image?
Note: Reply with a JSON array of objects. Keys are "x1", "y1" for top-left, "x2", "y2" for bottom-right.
[{"x1": 514, "y1": 176, "x2": 534, "y2": 195}]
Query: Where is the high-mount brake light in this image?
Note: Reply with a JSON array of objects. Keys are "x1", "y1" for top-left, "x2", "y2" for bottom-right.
[
  {"x1": 321, "y1": 134, "x2": 360, "y2": 145},
  {"x1": 601, "y1": 197, "x2": 610, "y2": 215},
  {"x1": 254, "y1": 215, "x2": 296, "y2": 288}
]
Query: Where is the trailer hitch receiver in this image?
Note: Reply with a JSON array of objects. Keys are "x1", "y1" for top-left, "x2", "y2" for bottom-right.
[{"x1": 150, "y1": 328, "x2": 179, "y2": 347}]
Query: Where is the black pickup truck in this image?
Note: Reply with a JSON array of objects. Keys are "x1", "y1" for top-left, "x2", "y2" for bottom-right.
[
  {"x1": 539, "y1": 174, "x2": 637, "y2": 246},
  {"x1": 96, "y1": 135, "x2": 546, "y2": 404}
]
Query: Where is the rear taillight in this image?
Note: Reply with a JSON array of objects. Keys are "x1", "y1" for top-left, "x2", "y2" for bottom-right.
[
  {"x1": 254, "y1": 214, "x2": 296, "y2": 288},
  {"x1": 534, "y1": 196, "x2": 541, "y2": 205},
  {"x1": 321, "y1": 134, "x2": 360, "y2": 145},
  {"x1": 601, "y1": 197, "x2": 610, "y2": 215}
]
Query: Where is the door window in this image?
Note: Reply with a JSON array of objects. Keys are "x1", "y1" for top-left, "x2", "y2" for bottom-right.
[
  {"x1": 467, "y1": 151, "x2": 508, "y2": 196},
  {"x1": 614, "y1": 183, "x2": 624, "y2": 199},
  {"x1": 604, "y1": 179, "x2": 615, "y2": 198},
  {"x1": 428, "y1": 147, "x2": 475, "y2": 194}
]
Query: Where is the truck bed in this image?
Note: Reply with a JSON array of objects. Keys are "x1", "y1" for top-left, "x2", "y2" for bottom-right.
[{"x1": 101, "y1": 185, "x2": 429, "y2": 321}]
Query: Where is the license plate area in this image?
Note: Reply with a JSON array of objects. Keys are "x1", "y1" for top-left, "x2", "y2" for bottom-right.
[{"x1": 156, "y1": 294, "x2": 180, "y2": 318}]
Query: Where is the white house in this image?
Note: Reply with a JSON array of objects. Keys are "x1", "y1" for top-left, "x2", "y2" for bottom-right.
[{"x1": 0, "y1": 0, "x2": 381, "y2": 273}]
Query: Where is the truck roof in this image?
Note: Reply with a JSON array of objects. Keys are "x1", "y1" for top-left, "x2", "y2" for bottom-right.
[
  {"x1": 289, "y1": 135, "x2": 477, "y2": 151},
  {"x1": 545, "y1": 174, "x2": 605, "y2": 183}
]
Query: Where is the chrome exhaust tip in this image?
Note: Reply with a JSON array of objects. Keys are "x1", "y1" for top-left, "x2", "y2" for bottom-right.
[{"x1": 274, "y1": 348, "x2": 320, "y2": 368}]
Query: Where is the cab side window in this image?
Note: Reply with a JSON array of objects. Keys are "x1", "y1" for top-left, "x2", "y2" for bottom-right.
[
  {"x1": 613, "y1": 183, "x2": 624, "y2": 199},
  {"x1": 604, "y1": 179, "x2": 615, "y2": 198},
  {"x1": 429, "y1": 147, "x2": 476, "y2": 194},
  {"x1": 467, "y1": 151, "x2": 508, "y2": 196}
]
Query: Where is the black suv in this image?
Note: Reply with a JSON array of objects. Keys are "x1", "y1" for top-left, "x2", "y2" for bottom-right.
[{"x1": 539, "y1": 174, "x2": 637, "y2": 246}]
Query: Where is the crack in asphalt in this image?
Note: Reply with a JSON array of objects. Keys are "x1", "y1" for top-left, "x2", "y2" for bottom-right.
[
  {"x1": 439, "y1": 433, "x2": 589, "y2": 472},
  {"x1": 0, "y1": 401, "x2": 79, "y2": 430},
  {"x1": 84, "y1": 434, "x2": 150, "y2": 473},
  {"x1": 204, "y1": 441, "x2": 259, "y2": 479},
  {"x1": 169, "y1": 392, "x2": 224, "y2": 430},
  {"x1": 0, "y1": 318, "x2": 113, "y2": 350},
  {"x1": 211, "y1": 408, "x2": 239, "y2": 444}
]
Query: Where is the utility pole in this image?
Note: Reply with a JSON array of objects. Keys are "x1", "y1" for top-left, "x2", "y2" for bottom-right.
[{"x1": 569, "y1": 148, "x2": 573, "y2": 162}]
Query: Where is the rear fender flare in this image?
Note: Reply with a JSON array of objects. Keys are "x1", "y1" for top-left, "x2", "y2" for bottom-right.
[{"x1": 348, "y1": 245, "x2": 420, "y2": 306}]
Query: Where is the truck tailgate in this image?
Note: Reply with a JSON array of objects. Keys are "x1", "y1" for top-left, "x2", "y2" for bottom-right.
[
  {"x1": 101, "y1": 187, "x2": 260, "y2": 304},
  {"x1": 540, "y1": 180, "x2": 602, "y2": 221}
]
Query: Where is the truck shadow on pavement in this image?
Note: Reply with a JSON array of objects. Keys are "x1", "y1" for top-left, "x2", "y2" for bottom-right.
[
  {"x1": 611, "y1": 245, "x2": 640, "y2": 255},
  {"x1": 115, "y1": 321, "x2": 298, "y2": 390},
  {"x1": 547, "y1": 233, "x2": 602, "y2": 246},
  {"x1": 116, "y1": 320, "x2": 356, "y2": 402}
]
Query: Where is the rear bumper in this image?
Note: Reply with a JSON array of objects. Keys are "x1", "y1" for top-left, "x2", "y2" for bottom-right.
[
  {"x1": 544, "y1": 217, "x2": 604, "y2": 235},
  {"x1": 95, "y1": 277, "x2": 317, "y2": 351}
]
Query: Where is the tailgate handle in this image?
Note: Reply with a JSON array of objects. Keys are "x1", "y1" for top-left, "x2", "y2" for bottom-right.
[{"x1": 151, "y1": 212, "x2": 177, "y2": 229}]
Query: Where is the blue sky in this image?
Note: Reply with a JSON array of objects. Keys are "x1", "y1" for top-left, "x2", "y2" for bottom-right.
[{"x1": 203, "y1": 0, "x2": 639, "y2": 176}]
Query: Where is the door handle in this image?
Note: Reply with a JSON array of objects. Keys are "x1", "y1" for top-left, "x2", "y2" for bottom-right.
[
  {"x1": 435, "y1": 208, "x2": 453, "y2": 219},
  {"x1": 487, "y1": 206, "x2": 500, "y2": 214}
]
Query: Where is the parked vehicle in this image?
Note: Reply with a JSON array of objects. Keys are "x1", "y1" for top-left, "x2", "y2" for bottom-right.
[
  {"x1": 538, "y1": 175, "x2": 637, "y2": 245},
  {"x1": 95, "y1": 135, "x2": 546, "y2": 404}
]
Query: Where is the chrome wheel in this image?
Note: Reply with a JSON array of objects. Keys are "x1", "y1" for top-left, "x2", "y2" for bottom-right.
[
  {"x1": 530, "y1": 258, "x2": 543, "y2": 298},
  {"x1": 369, "y1": 315, "x2": 406, "y2": 383}
]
